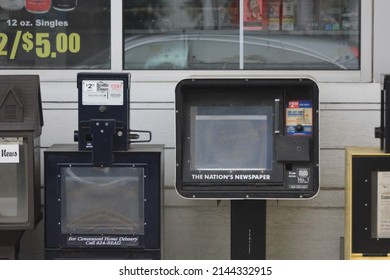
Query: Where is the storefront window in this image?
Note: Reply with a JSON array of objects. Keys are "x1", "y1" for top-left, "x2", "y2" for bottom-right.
[
  {"x1": 0, "y1": 0, "x2": 110, "y2": 69},
  {"x1": 123, "y1": 0, "x2": 360, "y2": 70}
]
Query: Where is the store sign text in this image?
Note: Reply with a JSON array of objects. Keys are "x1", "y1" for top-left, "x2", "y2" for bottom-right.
[
  {"x1": 7, "y1": 19, "x2": 69, "y2": 28},
  {"x1": 0, "y1": 31, "x2": 80, "y2": 59}
]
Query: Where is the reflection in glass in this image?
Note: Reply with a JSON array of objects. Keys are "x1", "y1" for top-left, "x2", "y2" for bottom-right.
[
  {"x1": 123, "y1": 0, "x2": 360, "y2": 70},
  {"x1": 190, "y1": 106, "x2": 273, "y2": 170},
  {"x1": 0, "y1": 0, "x2": 25, "y2": 11},
  {"x1": 61, "y1": 166, "x2": 144, "y2": 234},
  {"x1": 0, "y1": 0, "x2": 110, "y2": 69},
  {"x1": 0, "y1": 138, "x2": 28, "y2": 223}
]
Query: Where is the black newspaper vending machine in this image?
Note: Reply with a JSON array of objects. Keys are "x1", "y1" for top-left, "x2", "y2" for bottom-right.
[
  {"x1": 0, "y1": 75, "x2": 43, "y2": 259},
  {"x1": 175, "y1": 78, "x2": 319, "y2": 199},
  {"x1": 175, "y1": 78, "x2": 319, "y2": 259},
  {"x1": 44, "y1": 73, "x2": 162, "y2": 260}
]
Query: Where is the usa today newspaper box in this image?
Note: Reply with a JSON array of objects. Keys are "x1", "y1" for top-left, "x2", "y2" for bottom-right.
[
  {"x1": 175, "y1": 78, "x2": 319, "y2": 199},
  {"x1": 0, "y1": 75, "x2": 43, "y2": 259}
]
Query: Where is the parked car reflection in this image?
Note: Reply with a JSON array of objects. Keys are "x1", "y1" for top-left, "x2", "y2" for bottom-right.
[
  {"x1": 123, "y1": 33, "x2": 358, "y2": 70},
  {"x1": 77, "y1": 32, "x2": 359, "y2": 70}
]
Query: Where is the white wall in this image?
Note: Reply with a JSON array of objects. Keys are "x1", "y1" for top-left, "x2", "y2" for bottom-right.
[{"x1": 373, "y1": 0, "x2": 390, "y2": 82}]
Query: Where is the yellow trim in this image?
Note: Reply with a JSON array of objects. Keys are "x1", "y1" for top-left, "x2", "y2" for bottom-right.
[
  {"x1": 345, "y1": 146, "x2": 384, "y2": 156},
  {"x1": 344, "y1": 147, "x2": 390, "y2": 260},
  {"x1": 349, "y1": 254, "x2": 390, "y2": 260}
]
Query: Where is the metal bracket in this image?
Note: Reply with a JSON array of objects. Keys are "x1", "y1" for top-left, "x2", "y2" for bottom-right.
[
  {"x1": 90, "y1": 119, "x2": 115, "y2": 166},
  {"x1": 129, "y1": 129, "x2": 152, "y2": 143}
]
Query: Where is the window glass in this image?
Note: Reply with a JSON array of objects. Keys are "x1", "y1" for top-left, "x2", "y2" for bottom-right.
[
  {"x1": 0, "y1": 0, "x2": 110, "y2": 69},
  {"x1": 190, "y1": 106, "x2": 273, "y2": 170},
  {"x1": 123, "y1": 0, "x2": 360, "y2": 70},
  {"x1": 0, "y1": 137, "x2": 28, "y2": 223},
  {"x1": 61, "y1": 166, "x2": 145, "y2": 235}
]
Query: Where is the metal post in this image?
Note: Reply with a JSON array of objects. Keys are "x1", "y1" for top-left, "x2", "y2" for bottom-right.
[
  {"x1": 0, "y1": 230, "x2": 24, "y2": 259},
  {"x1": 230, "y1": 200, "x2": 266, "y2": 260}
]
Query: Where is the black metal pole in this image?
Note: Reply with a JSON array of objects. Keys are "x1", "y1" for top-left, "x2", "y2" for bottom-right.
[
  {"x1": 230, "y1": 200, "x2": 266, "y2": 260},
  {"x1": 0, "y1": 230, "x2": 24, "y2": 259}
]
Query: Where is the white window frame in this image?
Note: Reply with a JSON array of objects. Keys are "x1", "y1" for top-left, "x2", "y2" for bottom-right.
[{"x1": 0, "y1": 0, "x2": 372, "y2": 83}]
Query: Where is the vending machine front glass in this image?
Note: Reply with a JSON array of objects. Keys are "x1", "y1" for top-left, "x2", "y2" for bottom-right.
[
  {"x1": 60, "y1": 166, "x2": 144, "y2": 236},
  {"x1": 0, "y1": 137, "x2": 29, "y2": 225},
  {"x1": 190, "y1": 106, "x2": 273, "y2": 171}
]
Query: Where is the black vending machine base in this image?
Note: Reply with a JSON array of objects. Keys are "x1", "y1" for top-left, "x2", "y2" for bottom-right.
[
  {"x1": 44, "y1": 144, "x2": 163, "y2": 260},
  {"x1": 0, "y1": 231, "x2": 24, "y2": 259},
  {"x1": 44, "y1": 249, "x2": 161, "y2": 260}
]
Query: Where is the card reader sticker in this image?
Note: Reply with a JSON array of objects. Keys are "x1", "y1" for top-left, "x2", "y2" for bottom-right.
[
  {"x1": 286, "y1": 100, "x2": 313, "y2": 135},
  {"x1": 82, "y1": 80, "x2": 124, "y2": 106}
]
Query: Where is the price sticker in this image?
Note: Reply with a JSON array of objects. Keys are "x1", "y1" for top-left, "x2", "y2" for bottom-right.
[
  {"x1": 82, "y1": 80, "x2": 124, "y2": 106},
  {"x1": 0, "y1": 31, "x2": 81, "y2": 59}
]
